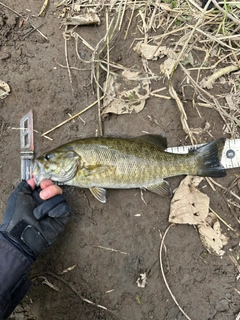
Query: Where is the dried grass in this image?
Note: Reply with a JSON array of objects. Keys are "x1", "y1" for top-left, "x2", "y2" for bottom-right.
[{"x1": 45, "y1": 0, "x2": 240, "y2": 142}]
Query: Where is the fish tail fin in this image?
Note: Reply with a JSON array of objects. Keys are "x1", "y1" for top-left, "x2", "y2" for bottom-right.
[{"x1": 194, "y1": 138, "x2": 226, "y2": 178}]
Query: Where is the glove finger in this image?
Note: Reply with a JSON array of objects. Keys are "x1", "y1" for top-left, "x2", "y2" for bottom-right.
[
  {"x1": 33, "y1": 194, "x2": 66, "y2": 220},
  {"x1": 48, "y1": 203, "x2": 72, "y2": 218},
  {"x1": 16, "y1": 180, "x2": 33, "y2": 194},
  {"x1": 32, "y1": 189, "x2": 45, "y2": 206}
]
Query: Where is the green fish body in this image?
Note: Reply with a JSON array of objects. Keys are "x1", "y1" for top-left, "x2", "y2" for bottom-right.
[{"x1": 32, "y1": 135, "x2": 226, "y2": 202}]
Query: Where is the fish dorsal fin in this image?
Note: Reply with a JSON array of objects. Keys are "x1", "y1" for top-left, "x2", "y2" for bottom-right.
[
  {"x1": 137, "y1": 134, "x2": 167, "y2": 150},
  {"x1": 146, "y1": 180, "x2": 172, "y2": 197},
  {"x1": 90, "y1": 187, "x2": 107, "y2": 203}
]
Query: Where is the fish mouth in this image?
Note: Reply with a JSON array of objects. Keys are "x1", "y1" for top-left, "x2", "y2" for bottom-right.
[
  {"x1": 31, "y1": 160, "x2": 52, "y2": 186},
  {"x1": 31, "y1": 157, "x2": 78, "y2": 185}
]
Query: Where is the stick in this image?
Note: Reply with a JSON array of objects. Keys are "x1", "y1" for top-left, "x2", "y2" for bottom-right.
[
  {"x1": 159, "y1": 225, "x2": 193, "y2": 320},
  {"x1": 124, "y1": 0, "x2": 136, "y2": 40},
  {"x1": 41, "y1": 97, "x2": 104, "y2": 136},
  {"x1": 209, "y1": 207, "x2": 236, "y2": 232},
  {"x1": 93, "y1": 245, "x2": 130, "y2": 255},
  {"x1": 169, "y1": 82, "x2": 196, "y2": 144},
  {"x1": 211, "y1": 0, "x2": 240, "y2": 26},
  {"x1": 201, "y1": 65, "x2": 239, "y2": 89},
  {"x1": 38, "y1": 0, "x2": 49, "y2": 17},
  {"x1": 0, "y1": 2, "x2": 48, "y2": 40},
  {"x1": 31, "y1": 272, "x2": 123, "y2": 319},
  {"x1": 64, "y1": 25, "x2": 74, "y2": 95},
  {"x1": 0, "y1": 1, "x2": 22, "y2": 16},
  {"x1": 208, "y1": 177, "x2": 240, "y2": 202}
]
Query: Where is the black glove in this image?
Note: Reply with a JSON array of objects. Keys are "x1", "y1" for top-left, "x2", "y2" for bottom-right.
[{"x1": 0, "y1": 180, "x2": 72, "y2": 260}]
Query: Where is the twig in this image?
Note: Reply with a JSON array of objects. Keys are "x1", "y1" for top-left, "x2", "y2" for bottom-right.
[
  {"x1": 55, "y1": 58, "x2": 91, "y2": 71},
  {"x1": 64, "y1": 25, "x2": 74, "y2": 95},
  {"x1": 31, "y1": 271, "x2": 122, "y2": 319},
  {"x1": 195, "y1": 26, "x2": 239, "y2": 51},
  {"x1": 169, "y1": 82, "x2": 196, "y2": 144},
  {"x1": 229, "y1": 254, "x2": 240, "y2": 274},
  {"x1": 91, "y1": 4, "x2": 123, "y2": 135},
  {"x1": 146, "y1": 0, "x2": 161, "y2": 34},
  {"x1": 159, "y1": 224, "x2": 193, "y2": 320},
  {"x1": 145, "y1": 26, "x2": 190, "y2": 41},
  {"x1": 22, "y1": 24, "x2": 43, "y2": 40},
  {"x1": 30, "y1": 22, "x2": 48, "y2": 40},
  {"x1": 208, "y1": 177, "x2": 240, "y2": 202},
  {"x1": 209, "y1": 207, "x2": 236, "y2": 233},
  {"x1": 201, "y1": 65, "x2": 239, "y2": 89},
  {"x1": 38, "y1": 0, "x2": 49, "y2": 17},
  {"x1": 0, "y1": 1, "x2": 22, "y2": 16},
  {"x1": 0, "y1": 2, "x2": 48, "y2": 40},
  {"x1": 186, "y1": 0, "x2": 204, "y2": 11},
  {"x1": 166, "y1": 3, "x2": 213, "y2": 144},
  {"x1": 188, "y1": 52, "x2": 240, "y2": 71},
  {"x1": 41, "y1": 97, "x2": 104, "y2": 137},
  {"x1": 205, "y1": 177, "x2": 217, "y2": 191},
  {"x1": 211, "y1": 0, "x2": 240, "y2": 26},
  {"x1": 92, "y1": 245, "x2": 130, "y2": 255},
  {"x1": 179, "y1": 63, "x2": 240, "y2": 130},
  {"x1": 118, "y1": 0, "x2": 127, "y2": 31},
  {"x1": 124, "y1": 0, "x2": 136, "y2": 40}
]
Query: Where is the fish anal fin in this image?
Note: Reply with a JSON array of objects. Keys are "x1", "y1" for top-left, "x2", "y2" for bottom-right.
[
  {"x1": 137, "y1": 134, "x2": 167, "y2": 150},
  {"x1": 90, "y1": 187, "x2": 107, "y2": 203},
  {"x1": 146, "y1": 180, "x2": 172, "y2": 197}
]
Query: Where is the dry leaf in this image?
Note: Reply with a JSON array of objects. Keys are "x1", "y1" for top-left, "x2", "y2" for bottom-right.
[
  {"x1": 160, "y1": 58, "x2": 176, "y2": 78},
  {"x1": 169, "y1": 176, "x2": 228, "y2": 256},
  {"x1": 134, "y1": 43, "x2": 168, "y2": 60},
  {"x1": 169, "y1": 176, "x2": 209, "y2": 225},
  {"x1": 225, "y1": 93, "x2": 240, "y2": 112},
  {"x1": 0, "y1": 80, "x2": 10, "y2": 99},
  {"x1": 102, "y1": 71, "x2": 150, "y2": 115},
  {"x1": 134, "y1": 43, "x2": 177, "y2": 61},
  {"x1": 198, "y1": 212, "x2": 229, "y2": 256},
  {"x1": 63, "y1": 13, "x2": 100, "y2": 26}
]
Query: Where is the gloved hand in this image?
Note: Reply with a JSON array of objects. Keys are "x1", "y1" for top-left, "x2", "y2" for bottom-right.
[{"x1": 0, "y1": 180, "x2": 72, "y2": 261}]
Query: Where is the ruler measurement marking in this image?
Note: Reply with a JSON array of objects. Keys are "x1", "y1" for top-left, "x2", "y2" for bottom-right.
[{"x1": 166, "y1": 139, "x2": 240, "y2": 170}]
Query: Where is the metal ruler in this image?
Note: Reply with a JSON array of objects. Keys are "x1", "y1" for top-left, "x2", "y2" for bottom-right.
[
  {"x1": 166, "y1": 139, "x2": 240, "y2": 170},
  {"x1": 20, "y1": 110, "x2": 34, "y2": 180}
]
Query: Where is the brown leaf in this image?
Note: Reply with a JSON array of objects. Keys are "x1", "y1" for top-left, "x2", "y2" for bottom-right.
[
  {"x1": 102, "y1": 71, "x2": 150, "y2": 115},
  {"x1": 169, "y1": 176, "x2": 228, "y2": 256},
  {"x1": 169, "y1": 176, "x2": 209, "y2": 225},
  {"x1": 198, "y1": 212, "x2": 228, "y2": 256}
]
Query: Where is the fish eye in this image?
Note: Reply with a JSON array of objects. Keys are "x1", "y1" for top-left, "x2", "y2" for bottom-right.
[{"x1": 45, "y1": 154, "x2": 53, "y2": 160}]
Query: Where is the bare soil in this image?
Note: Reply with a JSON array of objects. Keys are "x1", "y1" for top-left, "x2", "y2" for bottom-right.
[{"x1": 0, "y1": 1, "x2": 240, "y2": 320}]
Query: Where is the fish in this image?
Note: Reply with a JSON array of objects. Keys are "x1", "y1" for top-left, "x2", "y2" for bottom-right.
[{"x1": 32, "y1": 135, "x2": 226, "y2": 203}]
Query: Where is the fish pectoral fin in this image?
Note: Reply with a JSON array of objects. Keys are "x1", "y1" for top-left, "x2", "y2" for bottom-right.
[
  {"x1": 146, "y1": 180, "x2": 172, "y2": 197},
  {"x1": 90, "y1": 187, "x2": 107, "y2": 203},
  {"x1": 84, "y1": 165, "x2": 109, "y2": 175}
]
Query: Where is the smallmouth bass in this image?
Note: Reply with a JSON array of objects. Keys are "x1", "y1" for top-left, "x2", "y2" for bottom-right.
[{"x1": 32, "y1": 135, "x2": 226, "y2": 202}]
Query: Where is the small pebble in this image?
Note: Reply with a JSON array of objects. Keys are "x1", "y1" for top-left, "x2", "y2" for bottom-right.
[{"x1": 215, "y1": 299, "x2": 229, "y2": 312}]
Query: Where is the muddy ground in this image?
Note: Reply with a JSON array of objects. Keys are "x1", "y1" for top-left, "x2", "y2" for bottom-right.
[{"x1": 0, "y1": 1, "x2": 240, "y2": 320}]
